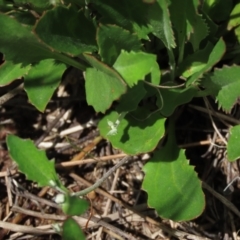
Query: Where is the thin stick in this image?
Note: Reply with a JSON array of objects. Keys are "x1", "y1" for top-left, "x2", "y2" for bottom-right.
[
  {"x1": 202, "y1": 182, "x2": 240, "y2": 218},
  {"x1": 203, "y1": 97, "x2": 227, "y2": 145},
  {"x1": 143, "y1": 80, "x2": 185, "y2": 89},
  {"x1": 71, "y1": 174, "x2": 210, "y2": 240},
  {"x1": 0, "y1": 83, "x2": 24, "y2": 105},
  {"x1": 189, "y1": 104, "x2": 240, "y2": 125},
  {"x1": 96, "y1": 168, "x2": 120, "y2": 239},
  {"x1": 72, "y1": 156, "x2": 131, "y2": 197},
  {"x1": 0, "y1": 221, "x2": 56, "y2": 235}
]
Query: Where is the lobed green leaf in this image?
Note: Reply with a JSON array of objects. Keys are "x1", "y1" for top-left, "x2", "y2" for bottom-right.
[
  {"x1": 24, "y1": 59, "x2": 66, "y2": 112},
  {"x1": 148, "y1": 0, "x2": 176, "y2": 49},
  {"x1": 97, "y1": 24, "x2": 142, "y2": 65},
  {"x1": 142, "y1": 122, "x2": 205, "y2": 221},
  {"x1": 0, "y1": 61, "x2": 31, "y2": 86},
  {"x1": 84, "y1": 54, "x2": 126, "y2": 113},
  {"x1": 201, "y1": 65, "x2": 240, "y2": 112},
  {"x1": 89, "y1": 0, "x2": 152, "y2": 39},
  {"x1": 157, "y1": 87, "x2": 198, "y2": 117},
  {"x1": 35, "y1": 6, "x2": 97, "y2": 56},
  {"x1": 186, "y1": 38, "x2": 225, "y2": 86},
  {"x1": 6, "y1": 135, "x2": 61, "y2": 188},
  {"x1": 113, "y1": 51, "x2": 157, "y2": 87}
]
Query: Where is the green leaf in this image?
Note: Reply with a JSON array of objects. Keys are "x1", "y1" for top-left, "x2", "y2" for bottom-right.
[
  {"x1": 84, "y1": 54, "x2": 126, "y2": 113},
  {"x1": 61, "y1": 195, "x2": 89, "y2": 216},
  {"x1": 227, "y1": 3, "x2": 240, "y2": 43},
  {"x1": 24, "y1": 59, "x2": 66, "y2": 112},
  {"x1": 157, "y1": 87, "x2": 198, "y2": 117},
  {"x1": 0, "y1": 13, "x2": 57, "y2": 65},
  {"x1": 227, "y1": 125, "x2": 240, "y2": 162},
  {"x1": 204, "y1": 0, "x2": 233, "y2": 22},
  {"x1": 0, "y1": 61, "x2": 31, "y2": 86},
  {"x1": 13, "y1": 0, "x2": 56, "y2": 11},
  {"x1": 89, "y1": 0, "x2": 152, "y2": 39},
  {"x1": 188, "y1": 14, "x2": 208, "y2": 52},
  {"x1": 10, "y1": 11, "x2": 36, "y2": 27},
  {"x1": 177, "y1": 42, "x2": 213, "y2": 78},
  {"x1": 201, "y1": 66, "x2": 240, "y2": 112},
  {"x1": 35, "y1": 6, "x2": 97, "y2": 56},
  {"x1": 142, "y1": 123, "x2": 205, "y2": 221},
  {"x1": 148, "y1": 0, "x2": 176, "y2": 49},
  {"x1": 97, "y1": 24, "x2": 142, "y2": 65},
  {"x1": 62, "y1": 218, "x2": 85, "y2": 240},
  {"x1": 116, "y1": 81, "x2": 146, "y2": 113},
  {"x1": 170, "y1": 0, "x2": 208, "y2": 52},
  {"x1": 6, "y1": 135, "x2": 61, "y2": 187},
  {"x1": 98, "y1": 110, "x2": 165, "y2": 155},
  {"x1": 186, "y1": 38, "x2": 225, "y2": 86},
  {"x1": 0, "y1": 11, "x2": 87, "y2": 71},
  {"x1": 113, "y1": 51, "x2": 157, "y2": 87}
]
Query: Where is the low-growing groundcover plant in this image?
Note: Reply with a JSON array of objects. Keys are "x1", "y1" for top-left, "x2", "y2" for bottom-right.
[{"x1": 1, "y1": 0, "x2": 240, "y2": 238}]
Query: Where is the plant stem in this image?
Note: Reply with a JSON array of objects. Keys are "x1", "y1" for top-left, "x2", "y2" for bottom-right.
[
  {"x1": 72, "y1": 156, "x2": 131, "y2": 197},
  {"x1": 167, "y1": 48, "x2": 176, "y2": 81},
  {"x1": 54, "y1": 52, "x2": 89, "y2": 71}
]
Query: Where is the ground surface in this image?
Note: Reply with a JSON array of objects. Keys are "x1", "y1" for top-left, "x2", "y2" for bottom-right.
[{"x1": 0, "y1": 68, "x2": 240, "y2": 240}]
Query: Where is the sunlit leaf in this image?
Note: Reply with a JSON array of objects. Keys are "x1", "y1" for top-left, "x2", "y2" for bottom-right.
[
  {"x1": 98, "y1": 110, "x2": 165, "y2": 154},
  {"x1": 62, "y1": 218, "x2": 85, "y2": 240},
  {"x1": 142, "y1": 122, "x2": 205, "y2": 221},
  {"x1": 113, "y1": 51, "x2": 157, "y2": 87},
  {"x1": 186, "y1": 38, "x2": 225, "y2": 86},
  {"x1": 201, "y1": 65, "x2": 240, "y2": 112},
  {"x1": 6, "y1": 135, "x2": 61, "y2": 188},
  {"x1": 227, "y1": 125, "x2": 240, "y2": 162},
  {"x1": 0, "y1": 61, "x2": 31, "y2": 86}
]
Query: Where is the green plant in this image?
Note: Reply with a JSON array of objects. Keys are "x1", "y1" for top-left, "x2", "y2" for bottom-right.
[{"x1": 1, "y1": 0, "x2": 240, "y2": 238}]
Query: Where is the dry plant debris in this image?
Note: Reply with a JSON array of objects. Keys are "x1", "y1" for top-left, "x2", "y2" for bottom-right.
[{"x1": 1, "y1": 74, "x2": 240, "y2": 240}]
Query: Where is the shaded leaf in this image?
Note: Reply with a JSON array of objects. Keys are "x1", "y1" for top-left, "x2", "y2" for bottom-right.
[
  {"x1": 188, "y1": 14, "x2": 208, "y2": 52},
  {"x1": 35, "y1": 6, "x2": 97, "y2": 55},
  {"x1": 24, "y1": 59, "x2": 65, "y2": 112},
  {"x1": 89, "y1": 0, "x2": 152, "y2": 39},
  {"x1": 148, "y1": 0, "x2": 176, "y2": 49},
  {"x1": 84, "y1": 54, "x2": 126, "y2": 113},
  {"x1": 13, "y1": 0, "x2": 54, "y2": 10},
  {"x1": 98, "y1": 110, "x2": 165, "y2": 155},
  {"x1": 157, "y1": 87, "x2": 198, "y2": 117},
  {"x1": 116, "y1": 81, "x2": 147, "y2": 113},
  {"x1": 170, "y1": 0, "x2": 208, "y2": 52},
  {"x1": 61, "y1": 195, "x2": 89, "y2": 216},
  {"x1": 204, "y1": 0, "x2": 233, "y2": 22},
  {"x1": 227, "y1": 3, "x2": 240, "y2": 43},
  {"x1": 0, "y1": 61, "x2": 31, "y2": 86},
  {"x1": 6, "y1": 135, "x2": 61, "y2": 187},
  {"x1": 142, "y1": 122, "x2": 205, "y2": 221},
  {"x1": 0, "y1": 13, "x2": 57, "y2": 65},
  {"x1": 62, "y1": 218, "x2": 85, "y2": 240},
  {"x1": 227, "y1": 125, "x2": 240, "y2": 162},
  {"x1": 97, "y1": 24, "x2": 142, "y2": 65}
]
